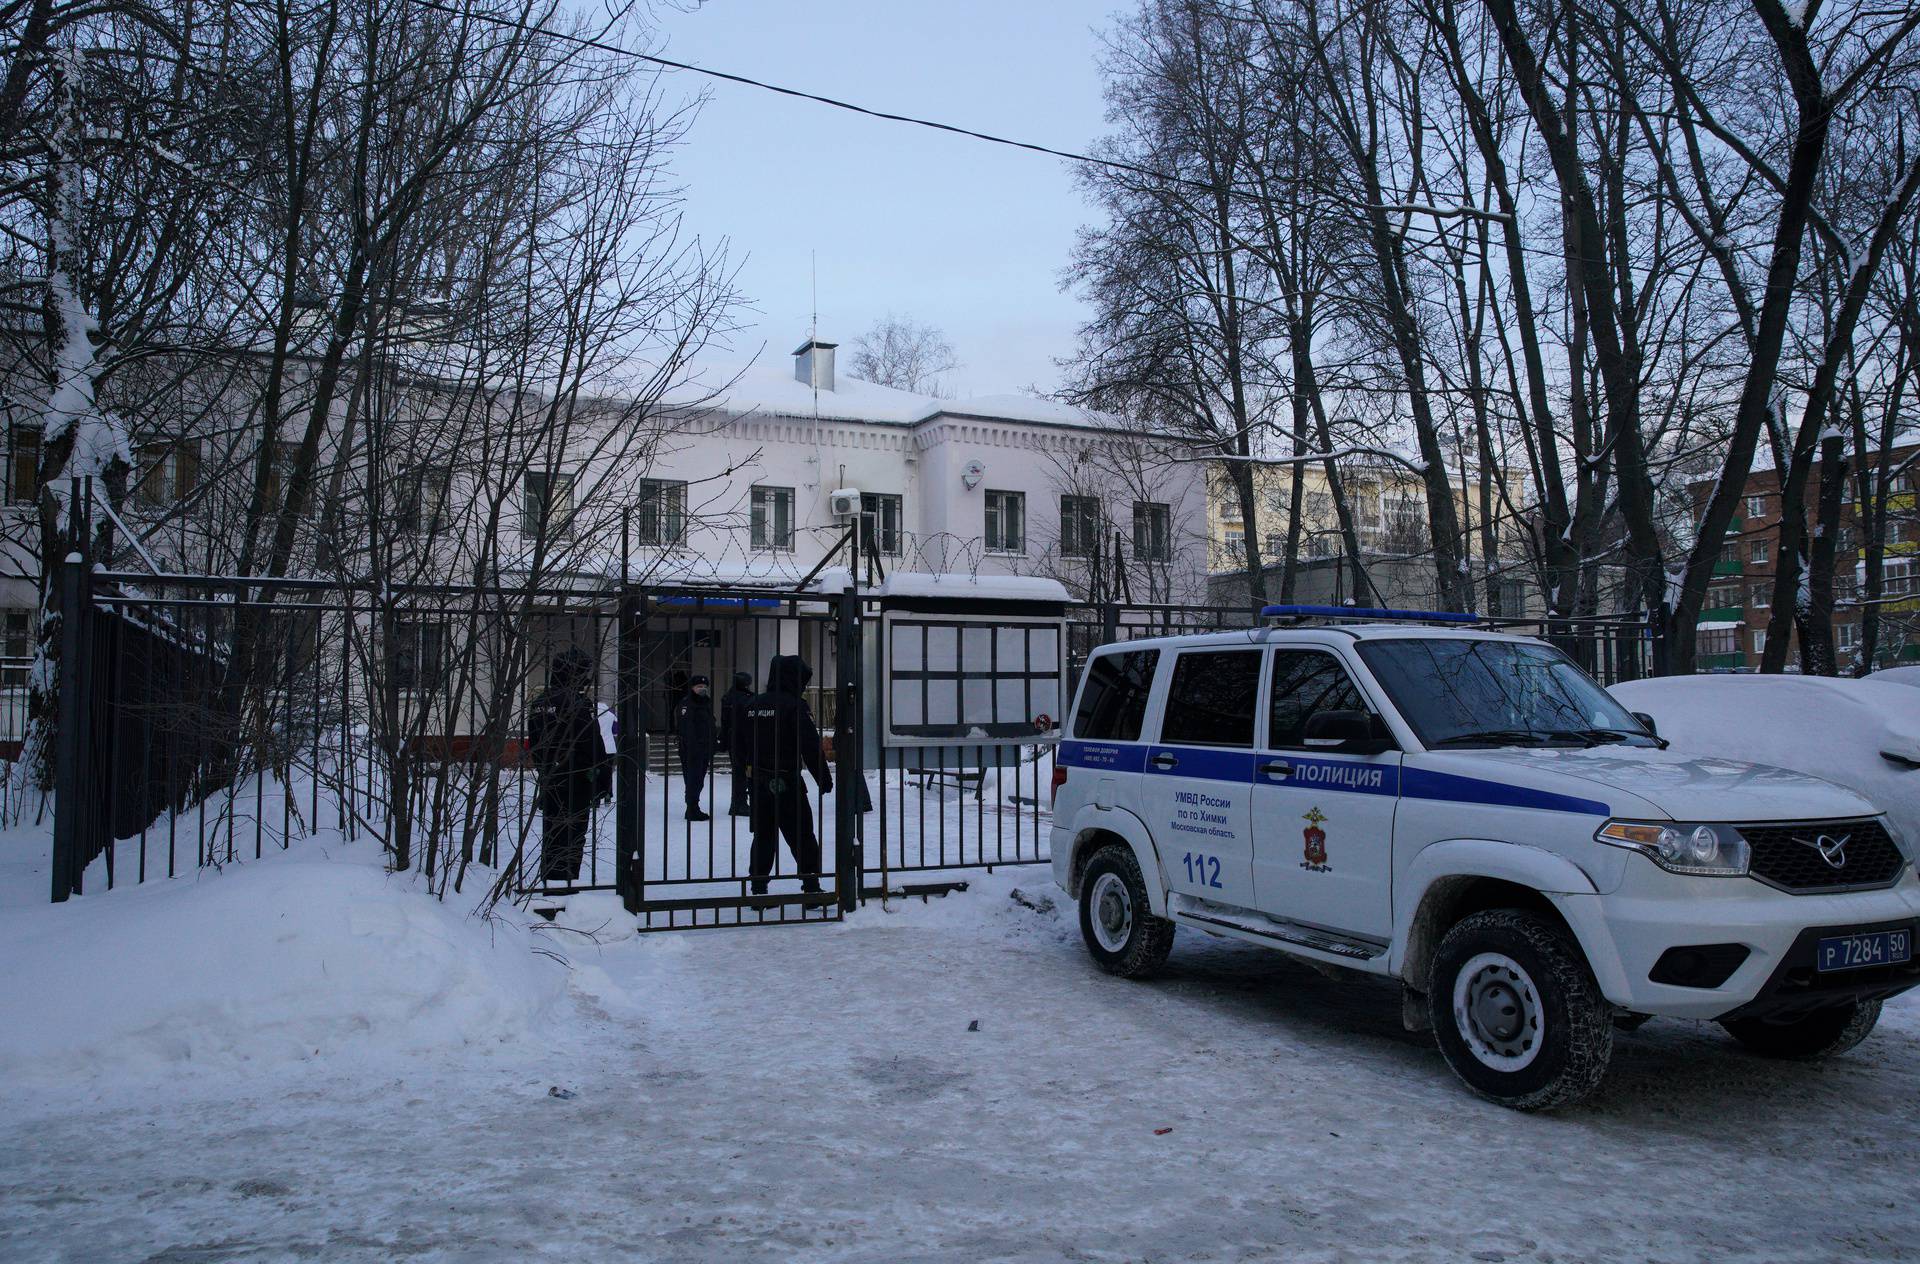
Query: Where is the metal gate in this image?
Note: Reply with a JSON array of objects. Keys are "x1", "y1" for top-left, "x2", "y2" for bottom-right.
[{"x1": 618, "y1": 585, "x2": 861, "y2": 931}]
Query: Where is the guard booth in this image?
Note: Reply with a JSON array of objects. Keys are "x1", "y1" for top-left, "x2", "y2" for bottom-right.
[{"x1": 865, "y1": 575, "x2": 1070, "y2": 885}]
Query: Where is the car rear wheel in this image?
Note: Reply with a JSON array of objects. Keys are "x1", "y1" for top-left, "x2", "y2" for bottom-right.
[
  {"x1": 1721, "y1": 999, "x2": 1882, "y2": 1060},
  {"x1": 1427, "y1": 909, "x2": 1613, "y2": 1111},
  {"x1": 1078, "y1": 844, "x2": 1175, "y2": 978}
]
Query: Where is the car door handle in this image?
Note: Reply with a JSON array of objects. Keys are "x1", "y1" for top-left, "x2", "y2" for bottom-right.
[
  {"x1": 1151, "y1": 752, "x2": 1180, "y2": 770},
  {"x1": 1260, "y1": 760, "x2": 1293, "y2": 779}
]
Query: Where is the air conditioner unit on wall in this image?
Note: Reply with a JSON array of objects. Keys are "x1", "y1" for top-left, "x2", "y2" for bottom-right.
[{"x1": 829, "y1": 488, "x2": 861, "y2": 518}]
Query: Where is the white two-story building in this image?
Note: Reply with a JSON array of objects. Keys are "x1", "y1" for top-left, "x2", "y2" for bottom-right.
[{"x1": 603, "y1": 338, "x2": 1210, "y2": 603}]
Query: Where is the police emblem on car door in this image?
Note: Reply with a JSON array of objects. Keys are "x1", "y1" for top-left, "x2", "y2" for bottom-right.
[{"x1": 1301, "y1": 807, "x2": 1330, "y2": 870}]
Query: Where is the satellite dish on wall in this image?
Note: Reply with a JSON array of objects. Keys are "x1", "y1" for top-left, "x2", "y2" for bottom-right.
[{"x1": 962, "y1": 459, "x2": 985, "y2": 490}]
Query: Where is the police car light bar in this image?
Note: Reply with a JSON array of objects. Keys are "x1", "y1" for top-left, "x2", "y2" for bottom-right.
[{"x1": 1260, "y1": 604, "x2": 1480, "y2": 625}]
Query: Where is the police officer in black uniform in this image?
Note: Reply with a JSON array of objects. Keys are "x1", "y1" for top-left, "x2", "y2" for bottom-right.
[
  {"x1": 741, "y1": 654, "x2": 832, "y2": 895},
  {"x1": 717, "y1": 670, "x2": 754, "y2": 816},
  {"x1": 527, "y1": 648, "x2": 611, "y2": 889},
  {"x1": 674, "y1": 674, "x2": 715, "y2": 821}
]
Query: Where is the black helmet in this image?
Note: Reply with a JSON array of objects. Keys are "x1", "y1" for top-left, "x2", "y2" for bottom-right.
[
  {"x1": 688, "y1": 674, "x2": 710, "y2": 689},
  {"x1": 732, "y1": 670, "x2": 752, "y2": 688}
]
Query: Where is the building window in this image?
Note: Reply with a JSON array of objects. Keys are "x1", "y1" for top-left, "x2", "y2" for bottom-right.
[
  {"x1": 1886, "y1": 558, "x2": 1915, "y2": 598},
  {"x1": 399, "y1": 465, "x2": 450, "y2": 534},
  {"x1": 1303, "y1": 491, "x2": 1332, "y2": 524},
  {"x1": 860, "y1": 492, "x2": 903, "y2": 557},
  {"x1": 136, "y1": 440, "x2": 200, "y2": 507},
  {"x1": 1490, "y1": 577, "x2": 1529, "y2": 615},
  {"x1": 1746, "y1": 494, "x2": 1766, "y2": 519},
  {"x1": 7, "y1": 426, "x2": 40, "y2": 506},
  {"x1": 637, "y1": 478, "x2": 686, "y2": 546},
  {"x1": 1707, "y1": 582, "x2": 1740, "y2": 609},
  {"x1": 1219, "y1": 526, "x2": 1245, "y2": 567},
  {"x1": 1720, "y1": 542, "x2": 1740, "y2": 566},
  {"x1": 1304, "y1": 533, "x2": 1335, "y2": 561},
  {"x1": 0, "y1": 608, "x2": 31, "y2": 659},
  {"x1": 1750, "y1": 540, "x2": 1770, "y2": 565},
  {"x1": 389, "y1": 621, "x2": 446, "y2": 691},
  {"x1": 1837, "y1": 622, "x2": 1860, "y2": 652},
  {"x1": 1699, "y1": 626, "x2": 1739, "y2": 656},
  {"x1": 261, "y1": 440, "x2": 303, "y2": 514},
  {"x1": 1059, "y1": 494, "x2": 1101, "y2": 559},
  {"x1": 1382, "y1": 495, "x2": 1425, "y2": 552},
  {"x1": 1752, "y1": 630, "x2": 1767, "y2": 655},
  {"x1": 522, "y1": 470, "x2": 574, "y2": 540},
  {"x1": 985, "y1": 490, "x2": 1025, "y2": 555},
  {"x1": 750, "y1": 485, "x2": 793, "y2": 551},
  {"x1": 1749, "y1": 582, "x2": 1769, "y2": 609},
  {"x1": 1133, "y1": 500, "x2": 1171, "y2": 562}
]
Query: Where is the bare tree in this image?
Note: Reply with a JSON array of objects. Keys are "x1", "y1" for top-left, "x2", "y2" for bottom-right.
[{"x1": 846, "y1": 314, "x2": 959, "y2": 394}]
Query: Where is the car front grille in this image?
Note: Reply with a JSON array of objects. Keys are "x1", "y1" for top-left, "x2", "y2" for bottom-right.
[{"x1": 1739, "y1": 818, "x2": 1907, "y2": 893}]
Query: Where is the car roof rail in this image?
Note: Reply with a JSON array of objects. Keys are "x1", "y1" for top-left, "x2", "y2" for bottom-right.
[{"x1": 1260, "y1": 604, "x2": 1481, "y2": 627}]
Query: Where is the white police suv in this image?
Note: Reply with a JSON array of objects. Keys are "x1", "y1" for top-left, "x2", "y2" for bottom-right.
[{"x1": 1050, "y1": 607, "x2": 1920, "y2": 1110}]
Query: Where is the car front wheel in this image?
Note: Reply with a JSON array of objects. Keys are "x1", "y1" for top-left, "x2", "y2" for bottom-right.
[
  {"x1": 1721, "y1": 999, "x2": 1882, "y2": 1060},
  {"x1": 1427, "y1": 909, "x2": 1613, "y2": 1111},
  {"x1": 1078, "y1": 844, "x2": 1176, "y2": 978}
]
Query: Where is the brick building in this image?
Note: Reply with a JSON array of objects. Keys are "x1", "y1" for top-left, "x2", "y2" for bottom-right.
[{"x1": 1687, "y1": 441, "x2": 1918, "y2": 671}]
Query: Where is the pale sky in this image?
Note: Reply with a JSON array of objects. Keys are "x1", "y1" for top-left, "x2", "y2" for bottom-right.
[{"x1": 654, "y1": 0, "x2": 1119, "y2": 398}]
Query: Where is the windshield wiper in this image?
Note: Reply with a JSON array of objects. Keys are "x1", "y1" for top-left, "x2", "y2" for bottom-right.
[
  {"x1": 1430, "y1": 729, "x2": 1566, "y2": 748},
  {"x1": 1570, "y1": 726, "x2": 1668, "y2": 750}
]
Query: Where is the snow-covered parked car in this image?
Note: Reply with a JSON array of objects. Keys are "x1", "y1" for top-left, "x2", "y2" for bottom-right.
[
  {"x1": 1050, "y1": 608, "x2": 1920, "y2": 1110},
  {"x1": 1870, "y1": 664, "x2": 1920, "y2": 689},
  {"x1": 1609, "y1": 673, "x2": 1920, "y2": 864}
]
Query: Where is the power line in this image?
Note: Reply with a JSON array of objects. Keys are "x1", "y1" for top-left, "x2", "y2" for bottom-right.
[{"x1": 401, "y1": 0, "x2": 1214, "y2": 195}]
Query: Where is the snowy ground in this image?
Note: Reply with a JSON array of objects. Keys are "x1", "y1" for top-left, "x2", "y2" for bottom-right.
[{"x1": 3, "y1": 844, "x2": 1918, "y2": 1263}]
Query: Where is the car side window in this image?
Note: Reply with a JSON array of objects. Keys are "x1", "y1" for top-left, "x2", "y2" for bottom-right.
[
  {"x1": 1071, "y1": 649, "x2": 1158, "y2": 741},
  {"x1": 1268, "y1": 649, "x2": 1368, "y2": 749},
  {"x1": 1159, "y1": 649, "x2": 1262, "y2": 747}
]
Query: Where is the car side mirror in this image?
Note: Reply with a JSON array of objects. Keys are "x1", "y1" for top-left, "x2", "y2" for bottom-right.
[
  {"x1": 1303, "y1": 709, "x2": 1394, "y2": 755},
  {"x1": 1632, "y1": 711, "x2": 1658, "y2": 738}
]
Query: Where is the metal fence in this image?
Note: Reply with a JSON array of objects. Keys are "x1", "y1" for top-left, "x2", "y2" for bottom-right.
[{"x1": 48, "y1": 563, "x2": 870, "y2": 931}]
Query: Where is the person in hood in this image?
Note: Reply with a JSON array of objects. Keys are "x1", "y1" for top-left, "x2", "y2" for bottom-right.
[
  {"x1": 739, "y1": 654, "x2": 831, "y2": 894},
  {"x1": 717, "y1": 670, "x2": 755, "y2": 816},
  {"x1": 674, "y1": 674, "x2": 715, "y2": 821},
  {"x1": 527, "y1": 648, "x2": 611, "y2": 889}
]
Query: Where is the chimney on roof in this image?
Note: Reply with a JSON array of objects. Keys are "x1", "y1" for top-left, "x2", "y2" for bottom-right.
[{"x1": 793, "y1": 338, "x2": 836, "y2": 392}]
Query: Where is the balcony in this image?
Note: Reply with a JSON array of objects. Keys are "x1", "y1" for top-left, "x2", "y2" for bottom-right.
[
  {"x1": 1711, "y1": 559, "x2": 1743, "y2": 576},
  {"x1": 1699, "y1": 607, "x2": 1743, "y2": 624}
]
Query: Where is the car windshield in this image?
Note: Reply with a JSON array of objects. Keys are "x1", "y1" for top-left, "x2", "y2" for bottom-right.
[{"x1": 1354, "y1": 637, "x2": 1653, "y2": 749}]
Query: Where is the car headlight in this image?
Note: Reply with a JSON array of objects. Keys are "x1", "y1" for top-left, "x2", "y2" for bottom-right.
[{"x1": 1595, "y1": 820, "x2": 1751, "y2": 877}]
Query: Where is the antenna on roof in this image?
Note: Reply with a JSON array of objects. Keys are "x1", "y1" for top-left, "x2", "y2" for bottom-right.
[{"x1": 810, "y1": 249, "x2": 819, "y2": 421}]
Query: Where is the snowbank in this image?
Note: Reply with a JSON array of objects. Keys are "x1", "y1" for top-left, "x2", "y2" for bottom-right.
[
  {"x1": 1871, "y1": 664, "x2": 1920, "y2": 689},
  {"x1": 0, "y1": 850, "x2": 568, "y2": 1089},
  {"x1": 1610, "y1": 675, "x2": 1920, "y2": 838}
]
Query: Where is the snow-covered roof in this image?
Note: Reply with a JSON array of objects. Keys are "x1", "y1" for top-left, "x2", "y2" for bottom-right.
[
  {"x1": 660, "y1": 356, "x2": 1129, "y2": 434},
  {"x1": 872, "y1": 572, "x2": 1071, "y2": 603}
]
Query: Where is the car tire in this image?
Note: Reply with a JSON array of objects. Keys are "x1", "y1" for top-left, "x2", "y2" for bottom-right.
[
  {"x1": 1720, "y1": 999, "x2": 1882, "y2": 1060},
  {"x1": 1427, "y1": 909, "x2": 1613, "y2": 1112},
  {"x1": 1079, "y1": 844, "x2": 1175, "y2": 978}
]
